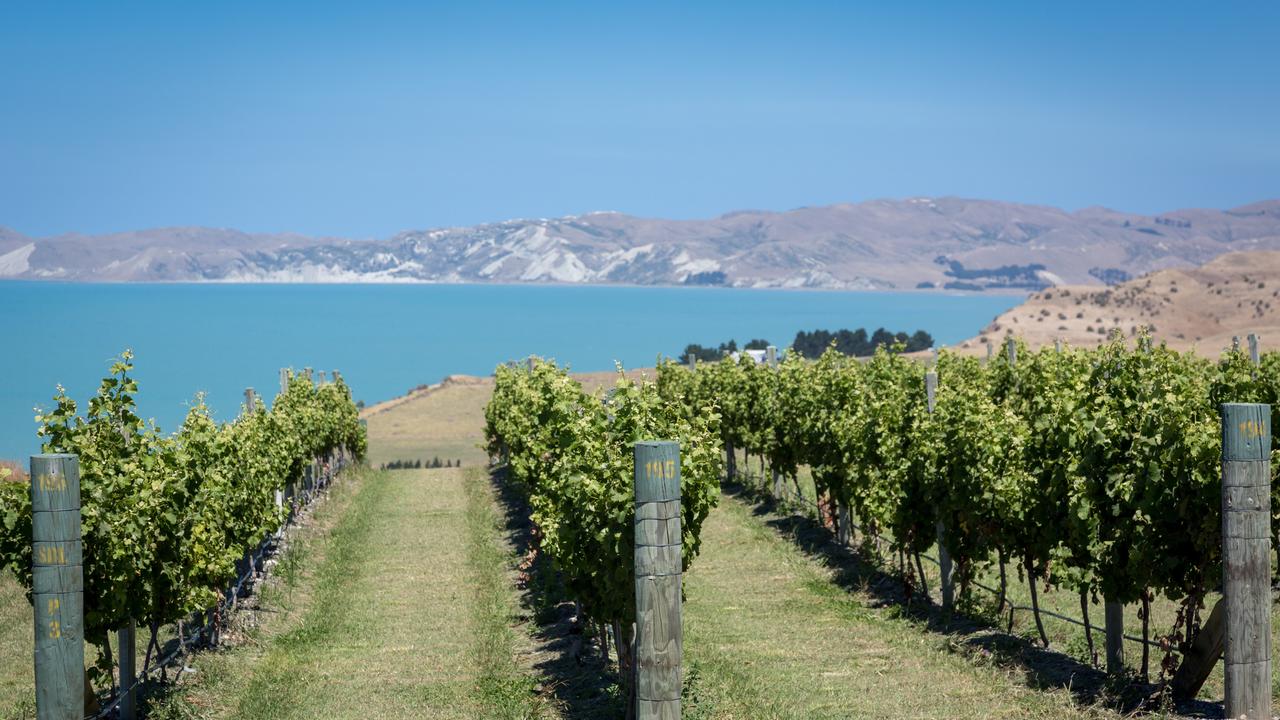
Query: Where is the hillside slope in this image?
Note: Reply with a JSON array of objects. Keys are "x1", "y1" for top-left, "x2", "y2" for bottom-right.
[
  {"x1": 956, "y1": 250, "x2": 1280, "y2": 355},
  {"x1": 3, "y1": 197, "x2": 1280, "y2": 290}
]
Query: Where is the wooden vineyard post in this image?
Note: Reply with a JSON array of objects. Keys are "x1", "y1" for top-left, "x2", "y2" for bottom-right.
[
  {"x1": 1247, "y1": 333, "x2": 1260, "y2": 366},
  {"x1": 1104, "y1": 601, "x2": 1125, "y2": 674},
  {"x1": 766, "y1": 345, "x2": 784, "y2": 499},
  {"x1": 279, "y1": 368, "x2": 289, "y2": 394},
  {"x1": 635, "y1": 441, "x2": 682, "y2": 720},
  {"x1": 318, "y1": 370, "x2": 326, "y2": 385},
  {"x1": 117, "y1": 620, "x2": 136, "y2": 720},
  {"x1": 985, "y1": 340, "x2": 993, "y2": 364},
  {"x1": 1005, "y1": 336, "x2": 1016, "y2": 365},
  {"x1": 1221, "y1": 403, "x2": 1271, "y2": 720},
  {"x1": 304, "y1": 367, "x2": 314, "y2": 385},
  {"x1": 926, "y1": 370, "x2": 954, "y2": 611},
  {"x1": 244, "y1": 387, "x2": 256, "y2": 416},
  {"x1": 685, "y1": 353, "x2": 696, "y2": 370},
  {"x1": 30, "y1": 454, "x2": 85, "y2": 720}
]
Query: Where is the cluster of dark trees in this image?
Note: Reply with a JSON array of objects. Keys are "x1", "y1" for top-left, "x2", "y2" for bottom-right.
[
  {"x1": 680, "y1": 328, "x2": 933, "y2": 362},
  {"x1": 681, "y1": 338, "x2": 770, "y2": 362},
  {"x1": 379, "y1": 457, "x2": 462, "y2": 470},
  {"x1": 790, "y1": 327, "x2": 933, "y2": 359}
]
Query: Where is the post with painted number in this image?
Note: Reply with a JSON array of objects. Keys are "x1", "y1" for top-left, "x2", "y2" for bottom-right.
[
  {"x1": 1220, "y1": 403, "x2": 1271, "y2": 720},
  {"x1": 30, "y1": 454, "x2": 85, "y2": 720},
  {"x1": 635, "y1": 441, "x2": 682, "y2": 720}
]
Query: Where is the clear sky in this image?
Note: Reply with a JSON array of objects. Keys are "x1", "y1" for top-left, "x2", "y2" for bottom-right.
[{"x1": 1, "y1": 1, "x2": 1276, "y2": 238}]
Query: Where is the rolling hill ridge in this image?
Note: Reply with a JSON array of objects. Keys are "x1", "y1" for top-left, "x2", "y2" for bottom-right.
[{"x1": 3, "y1": 197, "x2": 1280, "y2": 291}]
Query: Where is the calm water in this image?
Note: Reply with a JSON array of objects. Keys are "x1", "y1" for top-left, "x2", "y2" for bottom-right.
[{"x1": 0, "y1": 282, "x2": 1021, "y2": 460}]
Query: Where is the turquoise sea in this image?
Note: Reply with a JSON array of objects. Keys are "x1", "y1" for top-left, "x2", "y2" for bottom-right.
[{"x1": 0, "y1": 282, "x2": 1021, "y2": 460}]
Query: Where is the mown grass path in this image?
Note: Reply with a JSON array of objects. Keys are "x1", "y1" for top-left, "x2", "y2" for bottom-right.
[
  {"x1": 162, "y1": 466, "x2": 552, "y2": 720},
  {"x1": 681, "y1": 492, "x2": 1117, "y2": 720}
]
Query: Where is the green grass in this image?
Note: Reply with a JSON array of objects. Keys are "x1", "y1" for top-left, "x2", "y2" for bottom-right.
[
  {"x1": 144, "y1": 466, "x2": 553, "y2": 719},
  {"x1": 734, "y1": 451, "x2": 1278, "y2": 715},
  {"x1": 681, "y1": 490, "x2": 1121, "y2": 719},
  {"x1": 0, "y1": 572, "x2": 33, "y2": 719},
  {"x1": 463, "y1": 469, "x2": 557, "y2": 719}
]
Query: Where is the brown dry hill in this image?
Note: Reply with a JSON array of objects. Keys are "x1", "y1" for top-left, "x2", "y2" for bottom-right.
[{"x1": 955, "y1": 250, "x2": 1280, "y2": 356}]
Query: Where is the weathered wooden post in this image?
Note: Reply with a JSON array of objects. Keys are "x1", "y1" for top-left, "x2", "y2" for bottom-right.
[
  {"x1": 685, "y1": 353, "x2": 696, "y2": 370},
  {"x1": 765, "y1": 345, "x2": 777, "y2": 368},
  {"x1": 1104, "y1": 602, "x2": 1125, "y2": 674},
  {"x1": 1247, "y1": 333, "x2": 1260, "y2": 366},
  {"x1": 1221, "y1": 403, "x2": 1271, "y2": 720},
  {"x1": 332, "y1": 369, "x2": 342, "y2": 384},
  {"x1": 303, "y1": 367, "x2": 314, "y2": 385},
  {"x1": 30, "y1": 454, "x2": 85, "y2": 720},
  {"x1": 318, "y1": 370, "x2": 327, "y2": 385},
  {"x1": 1102, "y1": 331, "x2": 1125, "y2": 672},
  {"x1": 985, "y1": 340, "x2": 993, "y2": 364},
  {"x1": 1054, "y1": 338, "x2": 1062, "y2": 353},
  {"x1": 244, "y1": 387, "x2": 256, "y2": 416},
  {"x1": 926, "y1": 370, "x2": 954, "y2": 611},
  {"x1": 635, "y1": 441, "x2": 682, "y2": 720},
  {"x1": 117, "y1": 620, "x2": 136, "y2": 720},
  {"x1": 527, "y1": 356, "x2": 536, "y2": 372},
  {"x1": 279, "y1": 368, "x2": 289, "y2": 394},
  {"x1": 1005, "y1": 336, "x2": 1016, "y2": 365}
]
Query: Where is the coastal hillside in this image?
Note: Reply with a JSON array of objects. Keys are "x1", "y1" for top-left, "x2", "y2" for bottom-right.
[
  {"x1": 955, "y1": 250, "x2": 1280, "y2": 355},
  {"x1": 2, "y1": 197, "x2": 1280, "y2": 290}
]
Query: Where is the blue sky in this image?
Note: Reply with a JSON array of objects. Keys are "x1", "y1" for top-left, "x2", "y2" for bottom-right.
[{"x1": 1, "y1": 1, "x2": 1276, "y2": 238}]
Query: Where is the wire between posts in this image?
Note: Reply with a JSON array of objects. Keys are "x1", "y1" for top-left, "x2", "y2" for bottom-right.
[
  {"x1": 736, "y1": 465, "x2": 1163, "y2": 651},
  {"x1": 88, "y1": 455, "x2": 348, "y2": 720}
]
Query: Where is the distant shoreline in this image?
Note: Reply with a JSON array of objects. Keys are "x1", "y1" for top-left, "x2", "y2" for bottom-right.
[{"x1": 0, "y1": 277, "x2": 1036, "y2": 296}]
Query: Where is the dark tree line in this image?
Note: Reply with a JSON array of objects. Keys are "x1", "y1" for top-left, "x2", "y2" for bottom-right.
[
  {"x1": 790, "y1": 327, "x2": 933, "y2": 359},
  {"x1": 680, "y1": 338, "x2": 772, "y2": 362},
  {"x1": 680, "y1": 329, "x2": 932, "y2": 362},
  {"x1": 379, "y1": 457, "x2": 462, "y2": 470}
]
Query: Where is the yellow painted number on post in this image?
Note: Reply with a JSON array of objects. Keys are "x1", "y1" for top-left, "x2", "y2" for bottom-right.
[
  {"x1": 1238, "y1": 420, "x2": 1264, "y2": 440},
  {"x1": 644, "y1": 459, "x2": 677, "y2": 480},
  {"x1": 37, "y1": 472, "x2": 67, "y2": 493},
  {"x1": 46, "y1": 598, "x2": 61, "y2": 639},
  {"x1": 36, "y1": 544, "x2": 66, "y2": 565}
]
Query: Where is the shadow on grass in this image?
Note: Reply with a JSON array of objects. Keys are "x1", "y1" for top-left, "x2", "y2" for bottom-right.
[
  {"x1": 724, "y1": 479, "x2": 1225, "y2": 720},
  {"x1": 488, "y1": 467, "x2": 625, "y2": 720}
]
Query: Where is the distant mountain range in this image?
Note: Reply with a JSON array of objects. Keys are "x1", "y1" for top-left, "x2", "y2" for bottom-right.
[{"x1": 3, "y1": 197, "x2": 1280, "y2": 290}]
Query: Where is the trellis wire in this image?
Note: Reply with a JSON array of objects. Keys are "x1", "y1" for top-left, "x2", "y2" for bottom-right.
[
  {"x1": 89, "y1": 453, "x2": 349, "y2": 719},
  {"x1": 736, "y1": 464, "x2": 1163, "y2": 651}
]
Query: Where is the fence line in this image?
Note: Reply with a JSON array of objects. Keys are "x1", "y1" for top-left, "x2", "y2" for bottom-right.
[
  {"x1": 735, "y1": 464, "x2": 1165, "y2": 652},
  {"x1": 89, "y1": 451, "x2": 351, "y2": 720}
]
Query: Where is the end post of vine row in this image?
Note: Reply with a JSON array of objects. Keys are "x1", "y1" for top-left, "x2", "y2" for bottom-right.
[
  {"x1": 634, "y1": 440, "x2": 682, "y2": 720},
  {"x1": 1220, "y1": 402, "x2": 1271, "y2": 720},
  {"x1": 30, "y1": 453, "x2": 85, "y2": 720}
]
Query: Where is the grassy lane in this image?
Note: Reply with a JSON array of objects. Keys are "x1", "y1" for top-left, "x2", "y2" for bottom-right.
[
  {"x1": 154, "y1": 466, "x2": 552, "y2": 720},
  {"x1": 0, "y1": 574, "x2": 33, "y2": 718},
  {"x1": 682, "y1": 492, "x2": 1118, "y2": 720}
]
